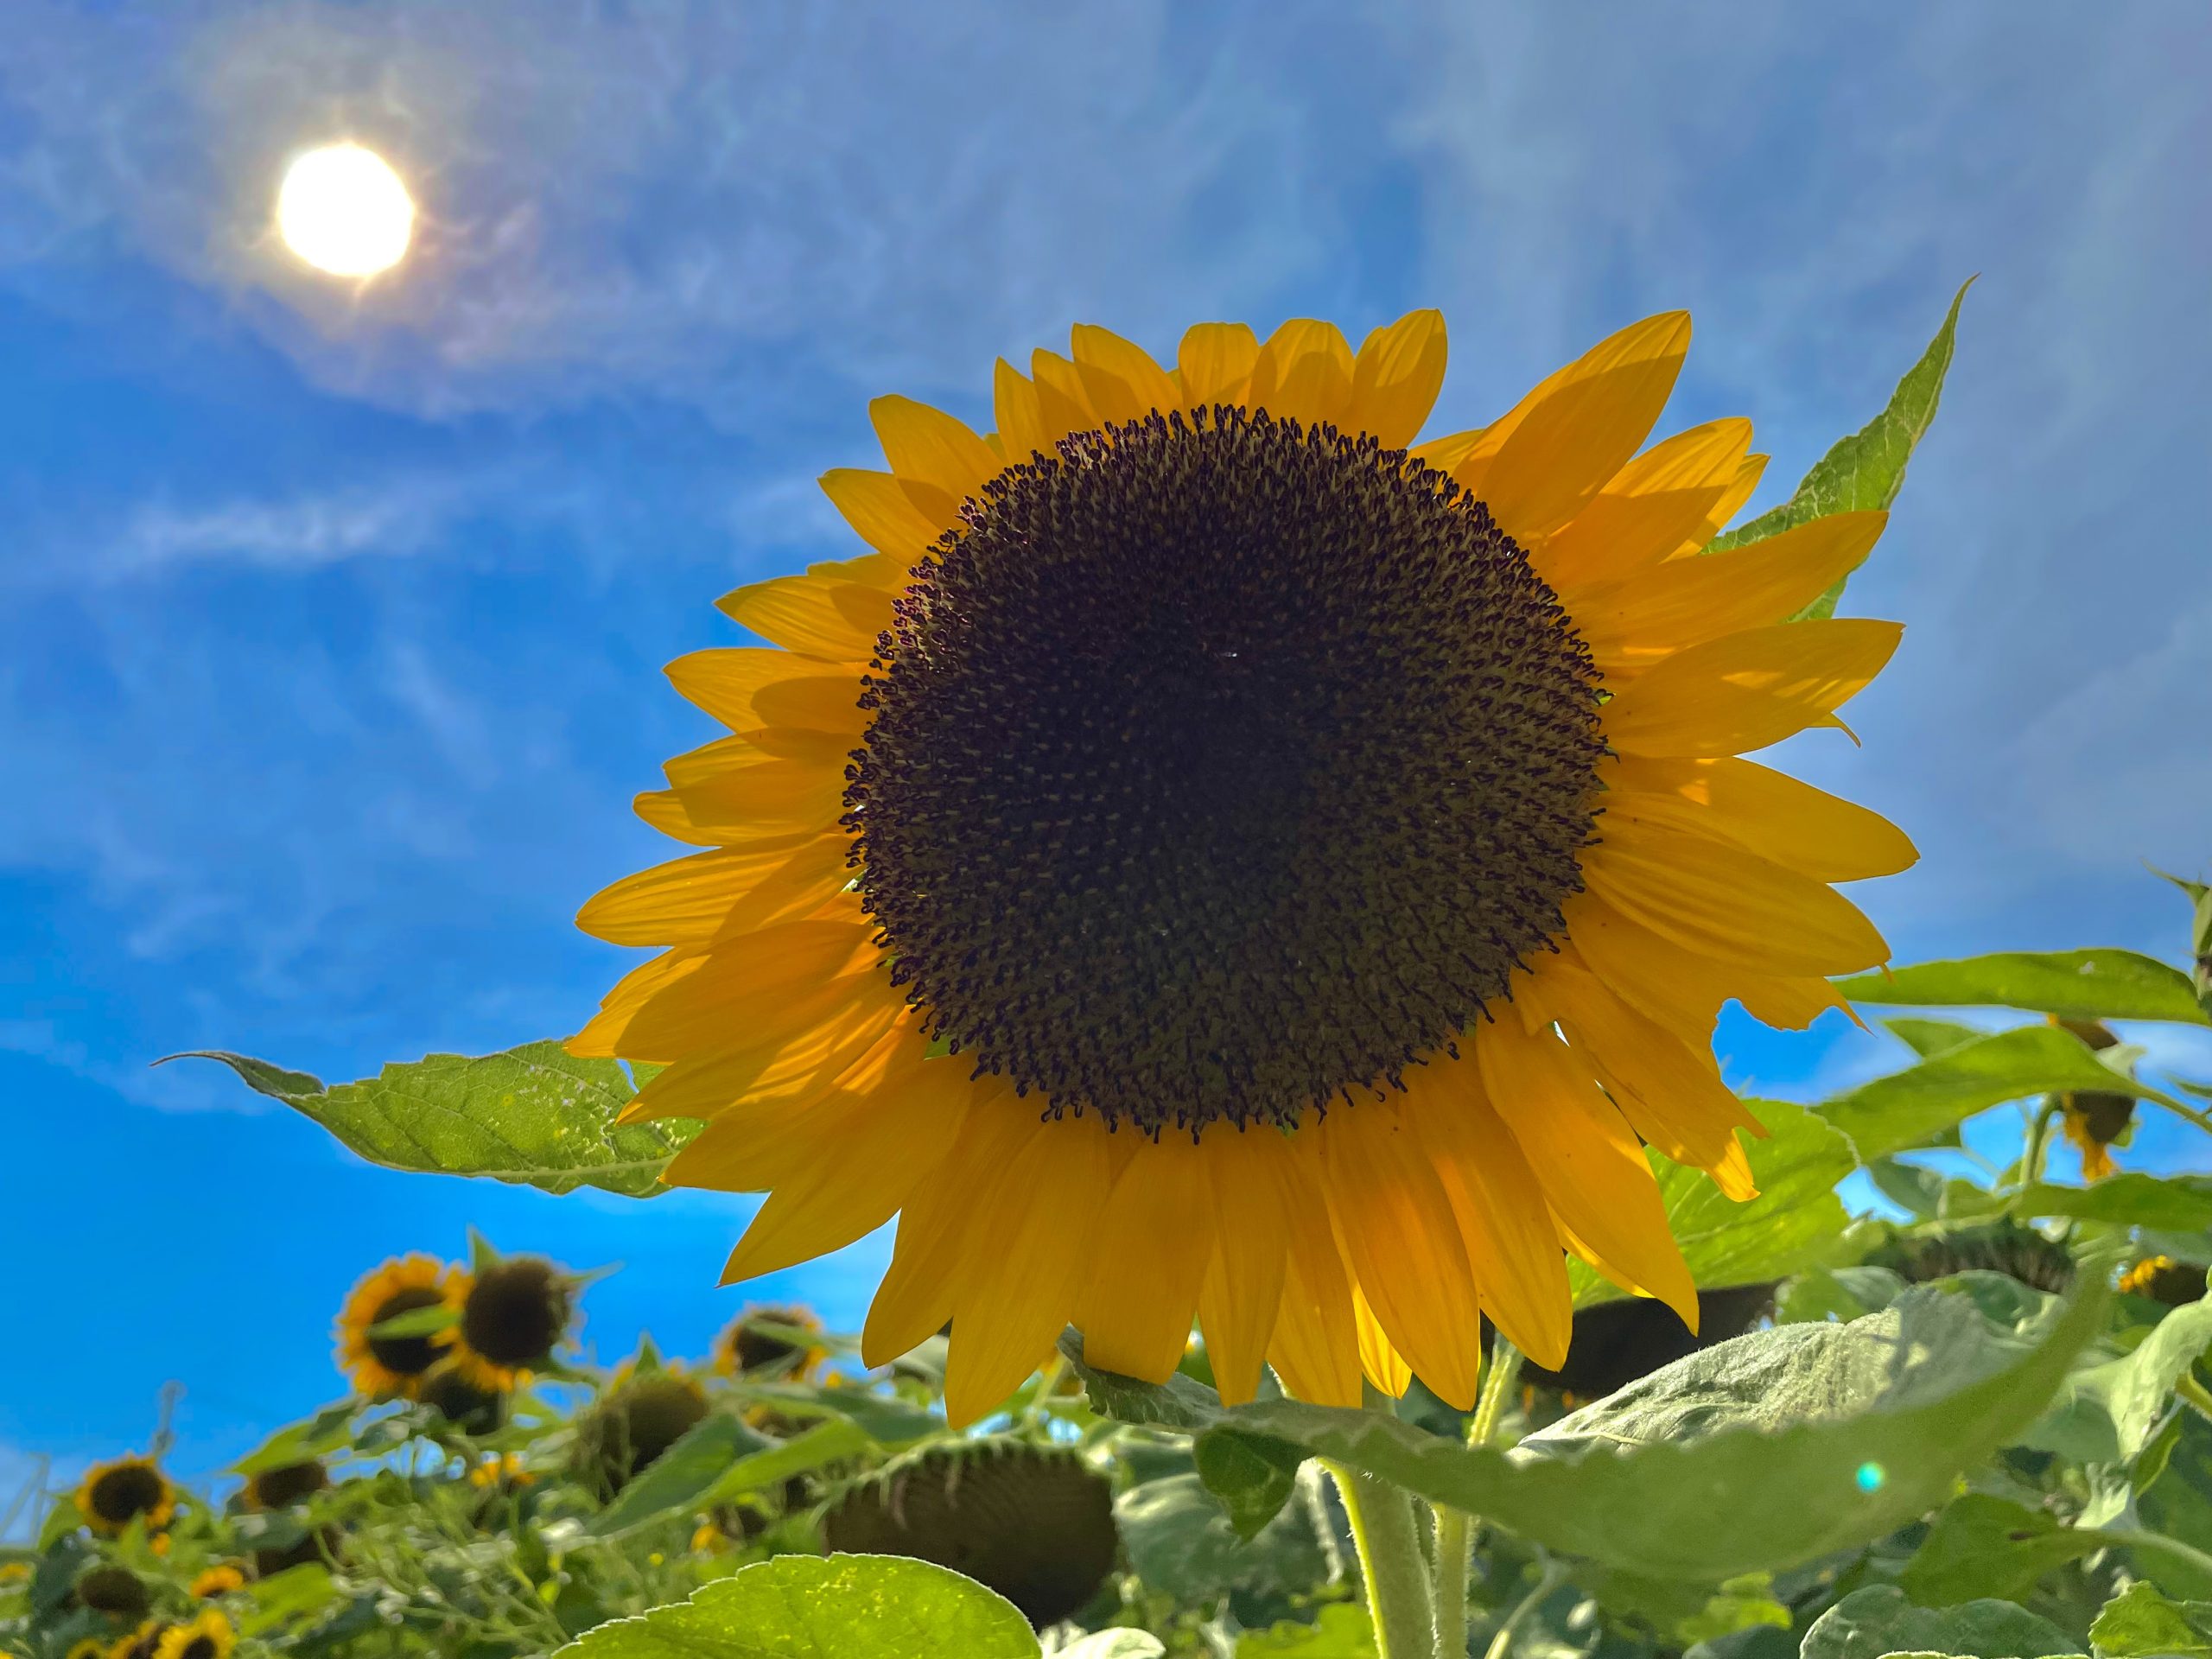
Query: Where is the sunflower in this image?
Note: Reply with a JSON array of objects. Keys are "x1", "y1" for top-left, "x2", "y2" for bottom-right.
[
  {"x1": 416, "y1": 1362, "x2": 505, "y2": 1433},
  {"x1": 74, "y1": 1563, "x2": 152, "y2": 1618},
  {"x1": 109, "y1": 1621, "x2": 169, "y2": 1659},
  {"x1": 821, "y1": 1440, "x2": 1117, "y2": 1629},
  {"x1": 151, "y1": 1610, "x2": 232, "y2": 1659},
  {"x1": 467, "y1": 1452, "x2": 535, "y2": 1490},
  {"x1": 75, "y1": 1456, "x2": 175, "y2": 1539},
  {"x1": 2120, "y1": 1255, "x2": 2209, "y2": 1307},
  {"x1": 575, "y1": 1363, "x2": 710, "y2": 1492},
  {"x1": 241, "y1": 1459, "x2": 327, "y2": 1511},
  {"x1": 67, "y1": 1641, "x2": 111, "y2": 1659},
  {"x1": 447, "y1": 1256, "x2": 575, "y2": 1390},
  {"x1": 575, "y1": 312, "x2": 1911, "y2": 1425},
  {"x1": 334, "y1": 1255, "x2": 462, "y2": 1399},
  {"x1": 715, "y1": 1304, "x2": 829, "y2": 1380},
  {"x1": 188, "y1": 1565, "x2": 246, "y2": 1599},
  {"x1": 1872, "y1": 1217, "x2": 2075, "y2": 1295}
]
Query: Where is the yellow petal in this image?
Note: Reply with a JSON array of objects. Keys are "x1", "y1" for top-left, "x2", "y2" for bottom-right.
[
  {"x1": 1249, "y1": 320, "x2": 1355, "y2": 429},
  {"x1": 1476, "y1": 1024, "x2": 1697, "y2": 1325},
  {"x1": 576, "y1": 838, "x2": 845, "y2": 948},
  {"x1": 1077, "y1": 1135, "x2": 1213, "y2": 1382},
  {"x1": 1666, "y1": 453, "x2": 1769, "y2": 561},
  {"x1": 1606, "y1": 753, "x2": 1917, "y2": 882},
  {"x1": 1349, "y1": 310, "x2": 1448, "y2": 449},
  {"x1": 1267, "y1": 1151, "x2": 1363, "y2": 1408},
  {"x1": 1602, "y1": 619, "x2": 1903, "y2": 758},
  {"x1": 715, "y1": 574, "x2": 893, "y2": 664},
  {"x1": 1029, "y1": 350, "x2": 1098, "y2": 444},
  {"x1": 1196, "y1": 1128, "x2": 1295, "y2": 1408},
  {"x1": 1532, "y1": 419, "x2": 1754, "y2": 588},
  {"x1": 1320, "y1": 1106, "x2": 1484, "y2": 1408},
  {"x1": 819, "y1": 467, "x2": 950, "y2": 563},
  {"x1": 1351, "y1": 1279, "x2": 1413, "y2": 1397},
  {"x1": 1069, "y1": 324, "x2": 1180, "y2": 427},
  {"x1": 943, "y1": 1114, "x2": 1116, "y2": 1427},
  {"x1": 869, "y1": 396, "x2": 1001, "y2": 524},
  {"x1": 1736, "y1": 973, "x2": 1860, "y2": 1033},
  {"x1": 1477, "y1": 312, "x2": 1693, "y2": 543},
  {"x1": 1401, "y1": 1058, "x2": 1573, "y2": 1370},
  {"x1": 671, "y1": 757, "x2": 847, "y2": 843},
  {"x1": 612, "y1": 920, "x2": 880, "y2": 1060},
  {"x1": 746, "y1": 674, "x2": 868, "y2": 735},
  {"x1": 1573, "y1": 512, "x2": 1889, "y2": 671},
  {"x1": 665, "y1": 649, "x2": 818, "y2": 730},
  {"x1": 1177, "y1": 322, "x2": 1260, "y2": 410},
  {"x1": 569, "y1": 949, "x2": 705, "y2": 1057},
  {"x1": 1584, "y1": 815, "x2": 1890, "y2": 976},
  {"x1": 1558, "y1": 887, "x2": 1732, "y2": 1039},
  {"x1": 1411, "y1": 428, "x2": 1488, "y2": 477},
  {"x1": 993, "y1": 359, "x2": 1053, "y2": 465}
]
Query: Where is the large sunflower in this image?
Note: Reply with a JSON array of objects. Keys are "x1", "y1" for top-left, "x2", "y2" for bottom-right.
[
  {"x1": 334, "y1": 1255, "x2": 461, "y2": 1399},
  {"x1": 575, "y1": 312, "x2": 1912, "y2": 1426},
  {"x1": 74, "y1": 1456, "x2": 175, "y2": 1539}
]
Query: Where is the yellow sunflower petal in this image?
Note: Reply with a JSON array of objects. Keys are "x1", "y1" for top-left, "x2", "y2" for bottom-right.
[
  {"x1": 1268, "y1": 1160, "x2": 1364, "y2": 1408},
  {"x1": 671, "y1": 757, "x2": 849, "y2": 842},
  {"x1": 1070, "y1": 324, "x2": 1181, "y2": 426},
  {"x1": 1249, "y1": 320, "x2": 1356, "y2": 429},
  {"x1": 819, "y1": 467, "x2": 948, "y2": 564},
  {"x1": 993, "y1": 359, "x2": 1053, "y2": 464},
  {"x1": 1349, "y1": 309, "x2": 1448, "y2": 449},
  {"x1": 1602, "y1": 618, "x2": 1903, "y2": 758},
  {"x1": 1558, "y1": 888, "x2": 1732, "y2": 1039},
  {"x1": 1666, "y1": 452, "x2": 1770, "y2": 561},
  {"x1": 1476, "y1": 1023, "x2": 1697, "y2": 1325},
  {"x1": 1196, "y1": 1128, "x2": 1295, "y2": 1408},
  {"x1": 1029, "y1": 349, "x2": 1098, "y2": 442},
  {"x1": 1738, "y1": 972, "x2": 1860, "y2": 1032},
  {"x1": 1474, "y1": 312, "x2": 1693, "y2": 543},
  {"x1": 1076, "y1": 1135, "x2": 1213, "y2": 1382},
  {"x1": 609, "y1": 921, "x2": 880, "y2": 1060},
  {"x1": 576, "y1": 839, "x2": 846, "y2": 948},
  {"x1": 1177, "y1": 322, "x2": 1260, "y2": 410},
  {"x1": 1584, "y1": 816, "x2": 1890, "y2": 976},
  {"x1": 869, "y1": 395, "x2": 1001, "y2": 524},
  {"x1": 715, "y1": 573, "x2": 893, "y2": 664},
  {"x1": 1351, "y1": 1280, "x2": 1414, "y2": 1397},
  {"x1": 666, "y1": 649, "x2": 830, "y2": 730},
  {"x1": 1320, "y1": 1106, "x2": 1484, "y2": 1408},
  {"x1": 1606, "y1": 753, "x2": 1917, "y2": 882},
  {"x1": 1531, "y1": 418, "x2": 1754, "y2": 588}
]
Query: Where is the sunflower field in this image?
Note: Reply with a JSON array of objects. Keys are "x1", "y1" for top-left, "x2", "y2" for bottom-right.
[{"x1": 8, "y1": 296, "x2": 2212, "y2": 1659}]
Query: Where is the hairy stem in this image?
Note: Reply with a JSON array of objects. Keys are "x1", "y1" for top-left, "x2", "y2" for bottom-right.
[
  {"x1": 1325, "y1": 1458, "x2": 1436, "y2": 1659},
  {"x1": 1433, "y1": 1338, "x2": 1528, "y2": 1657}
]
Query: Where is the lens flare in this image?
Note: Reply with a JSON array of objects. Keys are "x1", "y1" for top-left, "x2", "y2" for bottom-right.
[
  {"x1": 276, "y1": 143, "x2": 414, "y2": 277},
  {"x1": 1854, "y1": 1461, "x2": 1886, "y2": 1492}
]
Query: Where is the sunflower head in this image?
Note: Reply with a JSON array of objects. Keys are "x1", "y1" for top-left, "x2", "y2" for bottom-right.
[
  {"x1": 1516, "y1": 1281, "x2": 1777, "y2": 1404},
  {"x1": 151, "y1": 1609, "x2": 233, "y2": 1659},
  {"x1": 1875, "y1": 1218, "x2": 2076, "y2": 1296},
  {"x1": 467, "y1": 1452, "x2": 534, "y2": 1490},
  {"x1": 715, "y1": 1305, "x2": 828, "y2": 1380},
  {"x1": 820, "y1": 1440, "x2": 1117, "y2": 1629},
  {"x1": 449, "y1": 1255, "x2": 575, "y2": 1389},
  {"x1": 110, "y1": 1620, "x2": 170, "y2": 1659},
  {"x1": 575, "y1": 1366, "x2": 710, "y2": 1493},
  {"x1": 66, "y1": 1640, "x2": 111, "y2": 1659},
  {"x1": 75, "y1": 1456, "x2": 175, "y2": 1539},
  {"x1": 334, "y1": 1254, "x2": 462, "y2": 1399},
  {"x1": 577, "y1": 308, "x2": 1914, "y2": 1426},
  {"x1": 73, "y1": 1563, "x2": 152, "y2": 1619},
  {"x1": 188, "y1": 1565, "x2": 246, "y2": 1599},
  {"x1": 415, "y1": 1363, "x2": 505, "y2": 1433},
  {"x1": 241, "y1": 1459, "x2": 327, "y2": 1511},
  {"x1": 2120, "y1": 1255, "x2": 2209, "y2": 1307}
]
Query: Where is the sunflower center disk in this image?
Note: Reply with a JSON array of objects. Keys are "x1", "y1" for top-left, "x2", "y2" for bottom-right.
[{"x1": 849, "y1": 408, "x2": 1605, "y2": 1134}]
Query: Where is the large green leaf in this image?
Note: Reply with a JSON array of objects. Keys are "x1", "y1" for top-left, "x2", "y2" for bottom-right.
[
  {"x1": 1835, "y1": 950, "x2": 2209, "y2": 1027},
  {"x1": 2010, "y1": 1174, "x2": 2212, "y2": 1230},
  {"x1": 175, "y1": 1042, "x2": 698, "y2": 1198},
  {"x1": 2136, "y1": 1414, "x2": 2212, "y2": 1599},
  {"x1": 553, "y1": 1554, "x2": 1039, "y2": 1657},
  {"x1": 1072, "y1": 1276, "x2": 2107, "y2": 1582},
  {"x1": 1236, "y1": 1605, "x2": 1377, "y2": 1656},
  {"x1": 1817, "y1": 1025, "x2": 2177, "y2": 1162},
  {"x1": 1570, "y1": 1098, "x2": 1853, "y2": 1307},
  {"x1": 2089, "y1": 1580, "x2": 2212, "y2": 1658},
  {"x1": 1898, "y1": 1493, "x2": 2102, "y2": 1607},
  {"x1": 1113, "y1": 1472, "x2": 1326, "y2": 1602},
  {"x1": 1703, "y1": 280, "x2": 1970, "y2": 620},
  {"x1": 580, "y1": 1413, "x2": 772, "y2": 1540},
  {"x1": 1797, "y1": 1586, "x2": 2081, "y2": 1659}
]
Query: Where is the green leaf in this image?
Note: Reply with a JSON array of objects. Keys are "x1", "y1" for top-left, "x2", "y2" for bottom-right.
[
  {"x1": 1836, "y1": 950, "x2": 2209, "y2": 1027},
  {"x1": 581, "y1": 1413, "x2": 772, "y2": 1540},
  {"x1": 698, "y1": 1417, "x2": 874, "y2": 1510},
  {"x1": 1236, "y1": 1605, "x2": 1377, "y2": 1656},
  {"x1": 2089, "y1": 1580, "x2": 2212, "y2": 1657},
  {"x1": 2137, "y1": 1413, "x2": 2212, "y2": 1599},
  {"x1": 173, "y1": 1041, "x2": 701, "y2": 1198},
  {"x1": 1192, "y1": 1423, "x2": 1307, "y2": 1542},
  {"x1": 2102, "y1": 1298, "x2": 2212, "y2": 1460},
  {"x1": 1572, "y1": 1098, "x2": 1853, "y2": 1306},
  {"x1": 232, "y1": 1402, "x2": 357, "y2": 1476},
  {"x1": 1798, "y1": 1586, "x2": 2082, "y2": 1659},
  {"x1": 368, "y1": 1302, "x2": 461, "y2": 1338},
  {"x1": 1887, "y1": 1018, "x2": 1992, "y2": 1058},
  {"x1": 2155, "y1": 867, "x2": 2212, "y2": 1018},
  {"x1": 2012, "y1": 1174, "x2": 2212, "y2": 1231},
  {"x1": 1899, "y1": 1493, "x2": 2101, "y2": 1607},
  {"x1": 1704, "y1": 279, "x2": 1970, "y2": 620},
  {"x1": 736, "y1": 1382, "x2": 941, "y2": 1446},
  {"x1": 1074, "y1": 1274, "x2": 2109, "y2": 1582},
  {"x1": 1818, "y1": 1025, "x2": 2176, "y2": 1162},
  {"x1": 1776, "y1": 1265, "x2": 1906, "y2": 1325},
  {"x1": 235, "y1": 1563, "x2": 340, "y2": 1639},
  {"x1": 1113, "y1": 1472, "x2": 1327, "y2": 1602},
  {"x1": 552, "y1": 1554, "x2": 1039, "y2": 1657},
  {"x1": 1868, "y1": 1155, "x2": 1948, "y2": 1218}
]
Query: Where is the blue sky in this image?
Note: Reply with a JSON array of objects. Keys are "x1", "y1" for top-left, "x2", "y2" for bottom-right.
[{"x1": 3, "y1": 3, "x2": 2209, "y2": 1505}]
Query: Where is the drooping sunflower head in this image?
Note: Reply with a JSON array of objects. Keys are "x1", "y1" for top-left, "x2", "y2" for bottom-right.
[
  {"x1": 415, "y1": 1363, "x2": 505, "y2": 1433},
  {"x1": 75, "y1": 1456, "x2": 175, "y2": 1539},
  {"x1": 333, "y1": 1254, "x2": 462, "y2": 1399},
  {"x1": 1515, "y1": 1280, "x2": 1778, "y2": 1406},
  {"x1": 188, "y1": 1564, "x2": 247, "y2": 1599},
  {"x1": 151, "y1": 1609, "x2": 233, "y2": 1659},
  {"x1": 2051, "y1": 1017, "x2": 2133, "y2": 1181},
  {"x1": 1875, "y1": 1217, "x2": 2077, "y2": 1296},
  {"x1": 576, "y1": 311, "x2": 1913, "y2": 1427},
  {"x1": 715, "y1": 1304, "x2": 828, "y2": 1379},
  {"x1": 575, "y1": 1364, "x2": 710, "y2": 1493},
  {"x1": 2120, "y1": 1255, "x2": 2209, "y2": 1307},
  {"x1": 820, "y1": 1440, "x2": 1117, "y2": 1630},
  {"x1": 448, "y1": 1256, "x2": 575, "y2": 1390},
  {"x1": 241, "y1": 1459, "x2": 327, "y2": 1512},
  {"x1": 73, "y1": 1562, "x2": 152, "y2": 1619}
]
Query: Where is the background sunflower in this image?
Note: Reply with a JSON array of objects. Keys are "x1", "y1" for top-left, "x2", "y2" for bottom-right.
[{"x1": 333, "y1": 1255, "x2": 462, "y2": 1400}]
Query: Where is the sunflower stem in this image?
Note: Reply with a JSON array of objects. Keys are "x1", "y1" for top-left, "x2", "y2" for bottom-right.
[
  {"x1": 1483, "y1": 1559, "x2": 1566, "y2": 1659},
  {"x1": 2018, "y1": 1100, "x2": 2058, "y2": 1190},
  {"x1": 1325, "y1": 1456, "x2": 1436, "y2": 1659},
  {"x1": 1433, "y1": 1338, "x2": 1526, "y2": 1658}
]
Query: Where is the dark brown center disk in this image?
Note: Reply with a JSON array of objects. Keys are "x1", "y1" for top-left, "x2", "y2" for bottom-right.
[
  {"x1": 366, "y1": 1286, "x2": 448, "y2": 1376},
  {"x1": 89, "y1": 1463, "x2": 167, "y2": 1526},
  {"x1": 847, "y1": 407, "x2": 1604, "y2": 1133},
  {"x1": 462, "y1": 1259, "x2": 571, "y2": 1366}
]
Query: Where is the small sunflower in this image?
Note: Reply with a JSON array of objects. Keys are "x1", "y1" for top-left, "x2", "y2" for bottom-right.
[
  {"x1": 109, "y1": 1620, "x2": 169, "y2": 1659},
  {"x1": 334, "y1": 1255, "x2": 462, "y2": 1399},
  {"x1": 822, "y1": 1440, "x2": 1116, "y2": 1629},
  {"x1": 575, "y1": 1364, "x2": 710, "y2": 1492},
  {"x1": 67, "y1": 1640, "x2": 111, "y2": 1659},
  {"x1": 575, "y1": 312, "x2": 1915, "y2": 1424},
  {"x1": 74, "y1": 1563, "x2": 152, "y2": 1619},
  {"x1": 715, "y1": 1304, "x2": 829, "y2": 1380},
  {"x1": 2120, "y1": 1255, "x2": 2209, "y2": 1307},
  {"x1": 467, "y1": 1452, "x2": 535, "y2": 1490},
  {"x1": 75, "y1": 1456, "x2": 175, "y2": 1539},
  {"x1": 151, "y1": 1609, "x2": 233, "y2": 1659},
  {"x1": 416, "y1": 1363, "x2": 505, "y2": 1433},
  {"x1": 2050, "y1": 1017, "x2": 2133, "y2": 1181},
  {"x1": 188, "y1": 1565, "x2": 247, "y2": 1599},
  {"x1": 448, "y1": 1256, "x2": 575, "y2": 1390},
  {"x1": 241, "y1": 1459, "x2": 327, "y2": 1511}
]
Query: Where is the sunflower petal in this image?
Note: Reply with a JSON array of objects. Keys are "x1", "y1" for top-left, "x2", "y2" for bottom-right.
[
  {"x1": 820, "y1": 467, "x2": 949, "y2": 563},
  {"x1": 1178, "y1": 322, "x2": 1260, "y2": 410},
  {"x1": 1070, "y1": 325, "x2": 1180, "y2": 427},
  {"x1": 1268, "y1": 1160, "x2": 1364, "y2": 1409},
  {"x1": 870, "y1": 396, "x2": 1001, "y2": 524},
  {"x1": 1606, "y1": 753, "x2": 1917, "y2": 882},
  {"x1": 1351, "y1": 1280, "x2": 1414, "y2": 1397},
  {"x1": 1249, "y1": 320, "x2": 1355, "y2": 429},
  {"x1": 1197, "y1": 1128, "x2": 1295, "y2": 1407},
  {"x1": 1029, "y1": 350, "x2": 1098, "y2": 444},
  {"x1": 715, "y1": 574, "x2": 893, "y2": 664},
  {"x1": 576, "y1": 839, "x2": 843, "y2": 948},
  {"x1": 1533, "y1": 419, "x2": 1754, "y2": 588},
  {"x1": 993, "y1": 359, "x2": 1053, "y2": 465},
  {"x1": 1603, "y1": 618, "x2": 1903, "y2": 758},
  {"x1": 1077, "y1": 1135, "x2": 1213, "y2": 1382},
  {"x1": 1350, "y1": 310, "x2": 1448, "y2": 449}
]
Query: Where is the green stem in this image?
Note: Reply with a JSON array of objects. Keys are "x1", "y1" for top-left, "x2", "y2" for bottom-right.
[
  {"x1": 1325, "y1": 1458, "x2": 1436, "y2": 1659},
  {"x1": 1482, "y1": 1560, "x2": 1565, "y2": 1659},
  {"x1": 2152, "y1": 1094, "x2": 2212, "y2": 1138},
  {"x1": 1433, "y1": 1338, "x2": 1527, "y2": 1657},
  {"x1": 2175, "y1": 1370, "x2": 2212, "y2": 1421},
  {"x1": 2018, "y1": 1100, "x2": 2058, "y2": 1191}
]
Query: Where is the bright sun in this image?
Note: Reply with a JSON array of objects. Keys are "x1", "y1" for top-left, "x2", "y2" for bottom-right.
[{"x1": 276, "y1": 143, "x2": 415, "y2": 278}]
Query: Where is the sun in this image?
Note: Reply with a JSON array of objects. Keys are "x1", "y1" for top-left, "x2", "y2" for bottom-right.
[{"x1": 276, "y1": 143, "x2": 415, "y2": 278}]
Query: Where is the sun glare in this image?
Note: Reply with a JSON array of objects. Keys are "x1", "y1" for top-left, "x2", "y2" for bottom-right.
[{"x1": 276, "y1": 143, "x2": 415, "y2": 278}]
